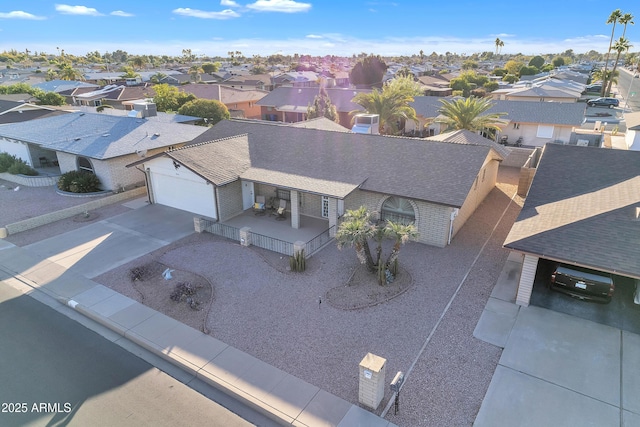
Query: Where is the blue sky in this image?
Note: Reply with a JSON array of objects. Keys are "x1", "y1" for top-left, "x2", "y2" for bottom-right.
[{"x1": 0, "y1": 1, "x2": 638, "y2": 58}]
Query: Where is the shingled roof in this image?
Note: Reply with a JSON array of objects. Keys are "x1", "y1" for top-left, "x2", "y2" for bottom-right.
[
  {"x1": 504, "y1": 143, "x2": 640, "y2": 279},
  {"x1": 256, "y1": 87, "x2": 371, "y2": 113},
  {"x1": 178, "y1": 119, "x2": 503, "y2": 205},
  {"x1": 0, "y1": 112, "x2": 208, "y2": 159}
]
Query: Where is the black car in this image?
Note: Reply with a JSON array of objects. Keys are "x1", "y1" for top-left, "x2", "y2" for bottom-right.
[
  {"x1": 587, "y1": 97, "x2": 619, "y2": 108},
  {"x1": 549, "y1": 264, "x2": 615, "y2": 303}
]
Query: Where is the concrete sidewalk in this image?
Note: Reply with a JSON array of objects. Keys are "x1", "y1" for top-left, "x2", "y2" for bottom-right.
[
  {"x1": 473, "y1": 252, "x2": 640, "y2": 426},
  {"x1": 0, "y1": 216, "x2": 395, "y2": 426}
]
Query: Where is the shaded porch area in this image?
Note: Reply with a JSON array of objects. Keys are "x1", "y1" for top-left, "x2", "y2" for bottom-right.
[{"x1": 200, "y1": 209, "x2": 334, "y2": 257}]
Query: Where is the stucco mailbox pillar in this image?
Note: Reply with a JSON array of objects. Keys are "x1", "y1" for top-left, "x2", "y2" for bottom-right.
[
  {"x1": 239, "y1": 227, "x2": 251, "y2": 247},
  {"x1": 358, "y1": 352, "x2": 386, "y2": 410}
]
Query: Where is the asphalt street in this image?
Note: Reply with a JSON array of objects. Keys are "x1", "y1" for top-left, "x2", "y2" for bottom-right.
[{"x1": 0, "y1": 281, "x2": 275, "y2": 427}]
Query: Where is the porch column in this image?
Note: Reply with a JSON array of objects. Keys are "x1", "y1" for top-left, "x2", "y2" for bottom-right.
[
  {"x1": 515, "y1": 254, "x2": 539, "y2": 306},
  {"x1": 328, "y1": 197, "x2": 338, "y2": 237},
  {"x1": 290, "y1": 191, "x2": 300, "y2": 229}
]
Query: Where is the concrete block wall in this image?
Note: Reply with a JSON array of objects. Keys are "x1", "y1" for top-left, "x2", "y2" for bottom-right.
[
  {"x1": 299, "y1": 192, "x2": 322, "y2": 218},
  {"x1": 2, "y1": 186, "x2": 146, "y2": 236},
  {"x1": 217, "y1": 180, "x2": 243, "y2": 221},
  {"x1": 453, "y1": 159, "x2": 499, "y2": 241},
  {"x1": 501, "y1": 147, "x2": 534, "y2": 168},
  {"x1": 518, "y1": 167, "x2": 536, "y2": 197},
  {"x1": 56, "y1": 152, "x2": 77, "y2": 175},
  {"x1": 0, "y1": 172, "x2": 59, "y2": 187}
]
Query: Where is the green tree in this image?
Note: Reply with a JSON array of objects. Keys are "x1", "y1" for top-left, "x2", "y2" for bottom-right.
[
  {"x1": 34, "y1": 91, "x2": 65, "y2": 106},
  {"x1": 435, "y1": 97, "x2": 508, "y2": 134},
  {"x1": 57, "y1": 64, "x2": 84, "y2": 81},
  {"x1": 601, "y1": 9, "x2": 623, "y2": 96},
  {"x1": 201, "y1": 62, "x2": 219, "y2": 74},
  {"x1": 307, "y1": 87, "x2": 339, "y2": 122},
  {"x1": 519, "y1": 65, "x2": 538, "y2": 76},
  {"x1": 528, "y1": 55, "x2": 545, "y2": 69},
  {"x1": 605, "y1": 37, "x2": 632, "y2": 95},
  {"x1": 551, "y1": 56, "x2": 565, "y2": 68},
  {"x1": 151, "y1": 83, "x2": 180, "y2": 112},
  {"x1": 250, "y1": 65, "x2": 267, "y2": 75},
  {"x1": 504, "y1": 60, "x2": 524, "y2": 76},
  {"x1": 150, "y1": 72, "x2": 167, "y2": 84},
  {"x1": 351, "y1": 79, "x2": 418, "y2": 135},
  {"x1": 494, "y1": 38, "x2": 501, "y2": 55},
  {"x1": 483, "y1": 81, "x2": 499, "y2": 92},
  {"x1": 177, "y1": 99, "x2": 230, "y2": 126},
  {"x1": 386, "y1": 75, "x2": 424, "y2": 97},
  {"x1": 384, "y1": 221, "x2": 419, "y2": 275},
  {"x1": 349, "y1": 54, "x2": 388, "y2": 88},
  {"x1": 462, "y1": 59, "x2": 479, "y2": 70},
  {"x1": 120, "y1": 66, "x2": 141, "y2": 79},
  {"x1": 189, "y1": 64, "x2": 204, "y2": 82}
]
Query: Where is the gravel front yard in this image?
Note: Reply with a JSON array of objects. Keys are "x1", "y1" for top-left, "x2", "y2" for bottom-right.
[
  {"x1": 3, "y1": 167, "x2": 522, "y2": 426},
  {"x1": 91, "y1": 166, "x2": 523, "y2": 426}
]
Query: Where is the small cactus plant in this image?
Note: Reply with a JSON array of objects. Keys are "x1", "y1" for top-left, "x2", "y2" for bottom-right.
[{"x1": 289, "y1": 249, "x2": 306, "y2": 272}]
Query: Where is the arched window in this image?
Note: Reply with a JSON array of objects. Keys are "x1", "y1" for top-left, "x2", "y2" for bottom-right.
[
  {"x1": 77, "y1": 157, "x2": 94, "y2": 174},
  {"x1": 381, "y1": 197, "x2": 415, "y2": 225}
]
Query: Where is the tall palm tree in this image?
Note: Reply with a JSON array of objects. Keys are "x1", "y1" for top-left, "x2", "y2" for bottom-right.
[
  {"x1": 601, "y1": 9, "x2": 623, "y2": 96},
  {"x1": 494, "y1": 38, "x2": 501, "y2": 55},
  {"x1": 620, "y1": 13, "x2": 635, "y2": 38},
  {"x1": 435, "y1": 97, "x2": 508, "y2": 134},
  {"x1": 605, "y1": 37, "x2": 632, "y2": 95},
  {"x1": 57, "y1": 64, "x2": 84, "y2": 81},
  {"x1": 498, "y1": 39, "x2": 504, "y2": 54},
  {"x1": 351, "y1": 83, "x2": 418, "y2": 135}
]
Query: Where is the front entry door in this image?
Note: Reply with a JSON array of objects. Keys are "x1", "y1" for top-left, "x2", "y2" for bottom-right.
[{"x1": 242, "y1": 181, "x2": 254, "y2": 210}]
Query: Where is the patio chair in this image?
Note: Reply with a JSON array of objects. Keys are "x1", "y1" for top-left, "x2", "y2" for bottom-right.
[
  {"x1": 275, "y1": 199, "x2": 287, "y2": 221},
  {"x1": 253, "y1": 195, "x2": 266, "y2": 216}
]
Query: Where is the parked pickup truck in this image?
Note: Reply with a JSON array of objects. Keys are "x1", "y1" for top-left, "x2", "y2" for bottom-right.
[{"x1": 549, "y1": 264, "x2": 614, "y2": 303}]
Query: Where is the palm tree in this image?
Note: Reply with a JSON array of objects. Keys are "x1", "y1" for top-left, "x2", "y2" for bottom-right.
[
  {"x1": 435, "y1": 97, "x2": 508, "y2": 134},
  {"x1": 495, "y1": 38, "x2": 501, "y2": 55},
  {"x1": 189, "y1": 64, "x2": 204, "y2": 83},
  {"x1": 601, "y1": 9, "x2": 623, "y2": 96},
  {"x1": 605, "y1": 37, "x2": 632, "y2": 95},
  {"x1": 351, "y1": 82, "x2": 418, "y2": 135},
  {"x1": 385, "y1": 221, "x2": 419, "y2": 275},
  {"x1": 335, "y1": 207, "x2": 375, "y2": 272},
  {"x1": 620, "y1": 13, "x2": 635, "y2": 38},
  {"x1": 57, "y1": 64, "x2": 84, "y2": 81},
  {"x1": 498, "y1": 39, "x2": 504, "y2": 54}
]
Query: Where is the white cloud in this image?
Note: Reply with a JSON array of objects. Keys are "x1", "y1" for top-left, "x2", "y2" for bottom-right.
[
  {"x1": 220, "y1": 0, "x2": 240, "y2": 6},
  {"x1": 110, "y1": 10, "x2": 134, "y2": 17},
  {"x1": 172, "y1": 8, "x2": 240, "y2": 19},
  {"x1": 246, "y1": 0, "x2": 311, "y2": 13},
  {"x1": 306, "y1": 34, "x2": 323, "y2": 39},
  {"x1": 55, "y1": 4, "x2": 103, "y2": 16},
  {"x1": 0, "y1": 11, "x2": 46, "y2": 20}
]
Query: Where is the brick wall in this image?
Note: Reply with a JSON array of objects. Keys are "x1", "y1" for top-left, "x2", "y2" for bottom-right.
[
  {"x1": 217, "y1": 180, "x2": 243, "y2": 221},
  {"x1": 2, "y1": 186, "x2": 146, "y2": 236},
  {"x1": 0, "y1": 172, "x2": 59, "y2": 187}
]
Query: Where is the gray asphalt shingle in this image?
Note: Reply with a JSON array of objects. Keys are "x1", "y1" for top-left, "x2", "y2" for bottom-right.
[
  {"x1": 0, "y1": 112, "x2": 208, "y2": 159},
  {"x1": 183, "y1": 119, "x2": 501, "y2": 206},
  {"x1": 504, "y1": 143, "x2": 640, "y2": 278}
]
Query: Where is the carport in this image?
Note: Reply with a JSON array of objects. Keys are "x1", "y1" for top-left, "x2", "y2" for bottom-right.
[{"x1": 502, "y1": 143, "x2": 640, "y2": 330}]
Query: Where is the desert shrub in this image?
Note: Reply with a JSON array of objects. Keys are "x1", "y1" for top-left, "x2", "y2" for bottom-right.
[
  {"x1": 7, "y1": 158, "x2": 37, "y2": 176},
  {"x1": 130, "y1": 265, "x2": 150, "y2": 282},
  {"x1": 170, "y1": 282, "x2": 202, "y2": 310},
  {"x1": 58, "y1": 170, "x2": 101, "y2": 193}
]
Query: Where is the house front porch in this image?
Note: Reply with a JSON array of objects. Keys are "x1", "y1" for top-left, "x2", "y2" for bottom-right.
[{"x1": 199, "y1": 209, "x2": 334, "y2": 257}]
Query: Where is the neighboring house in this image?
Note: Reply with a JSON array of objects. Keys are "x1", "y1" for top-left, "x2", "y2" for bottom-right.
[
  {"x1": 408, "y1": 97, "x2": 586, "y2": 146},
  {"x1": 491, "y1": 84, "x2": 581, "y2": 103},
  {"x1": 0, "y1": 112, "x2": 208, "y2": 191},
  {"x1": 503, "y1": 143, "x2": 640, "y2": 306},
  {"x1": 256, "y1": 87, "x2": 372, "y2": 128},
  {"x1": 178, "y1": 83, "x2": 268, "y2": 119},
  {"x1": 220, "y1": 74, "x2": 274, "y2": 91},
  {"x1": 32, "y1": 79, "x2": 98, "y2": 93},
  {"x1": 417, "y1": 74, "x2": 453, "y2": 97},
  {"x1": 72, "y1": 84, "x2": 155, "y2": 109},
  {"x1": 0, "y1": 93, "x2": 39, "y2": 103},
  {"x1": 159, "y1": 73, "x2": 218, "y2": 85},
  {"x1": 623, "y1": 111, "x2": 640, "y2": 150},
  {"x1": 0, "y1": 100, "x2": 66, "y2": 124},
  {"x1": 83, "y1": 70, "x2": 181, "y2": 85},
  {"x1": 272, "y1": 71, "x2": 319, "y2": 88},
  {"x1": 128, "y1": 119, "x2": 506, "y2": 248}
]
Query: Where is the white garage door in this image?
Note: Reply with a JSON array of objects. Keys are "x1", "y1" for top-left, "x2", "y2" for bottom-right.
[{"x1": 150, "y1": 171, "x2": 217, "y2": 219}]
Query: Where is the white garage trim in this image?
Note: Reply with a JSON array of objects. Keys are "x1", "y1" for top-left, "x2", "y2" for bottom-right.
[{"x1": 516, "y1": 254, "x2": 539, "y2": 306}]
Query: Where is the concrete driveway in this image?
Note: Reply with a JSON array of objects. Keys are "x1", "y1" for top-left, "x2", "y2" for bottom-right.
[
  {"x1": 474, "y1": 253, "x2": 640, "y2": 427},
  {"x1": 21, "y1": 204, "x2": 195, "y2": 278}
]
